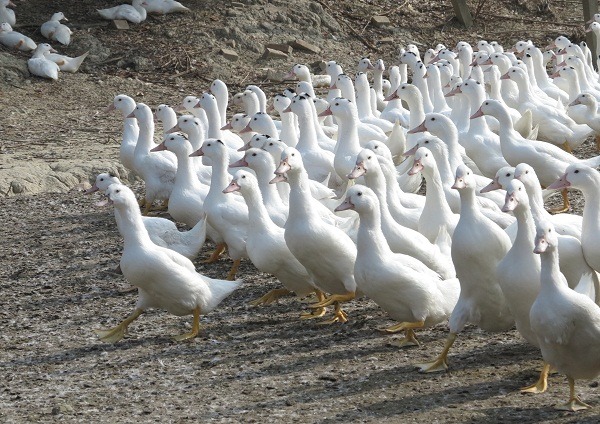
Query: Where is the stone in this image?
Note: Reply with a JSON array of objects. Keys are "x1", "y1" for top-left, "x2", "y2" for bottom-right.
[
  {"x1": 265, "y1": 43, "x2": 293, "y2": 55},
  {"x1": 112, "y1": 19, "x2": 129, "y2": 30},
  {"x1": 262, "y1": 48, "x2": 288, "y2": 60},
  {"x1": 288, "y1": 39, "x2": 321, "y2": 54},
  {"x1": 231, "y1": 1, "x2": 244, "y2": 7},
  {"x1": 225, "y1": 39, "x2": 236, "y2": 48},
  {"x1": 377, "y1": 37, "x2": 394, "y2": 45},
  {"x1": 265, "y1": 69, "x2": 284, "y2": 82},
  {"x1": 371, "y1": 15, "x2": 391, "y2": 27},
  {"x1": 219, "y1": 48, "x2": 239, "y2": 61}
]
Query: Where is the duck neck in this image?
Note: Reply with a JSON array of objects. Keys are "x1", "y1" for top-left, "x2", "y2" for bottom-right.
[
  {"x1": 294, "y1": 105, "x2": 320, "y2": 151},
  {"x1": 356, "y1": 84, "x2": 372, "y2": 119},
  {"x1": 458, "y1": 186, "x2": 479, "y2": 219},
  {"x1": 286, "y1": 169, "x2": 319, "y2": 225},
  {"x1": 335, "y1": 113, "x2": 361, "y2": 157},
  {"x1": 161, "y1": 111, "x2": 177, "y2": 136},
  {"x1": 423, "y1": 166, "x2": 453, "y2": 215},
  {"x1": 186, "y1": 126, "x2": 204, "y2": 151},
  {"x1": 513, "y1": 202, "x2": 536, "y2": 250},
  {"x1": 581, "y1": 180, "x2": 600, "y2": 235},
  {"x1": 174, "y1": 149, "x2": 196, "y2": 188},
  {"x1": 466, "y1": 90, "x2": 489, "y2": 135},
  {"x1": 280, "y1": 112, "x2": 298, "y2": 147},
  {"x1": 450, "y1": 93, "x2": 469, "y2": 134},
  {"x1": 524, "y1": 183, "x2": 548, "y2": 224},
  {"x1": 203, "y1": 102, "x2": 222, "y2": 139},
  {"x1": 208, "y1": 152, "x2": 230, "y2": 195},
  {"x1": 405, "y1": 92, "x2": 426, "y2": 130},
  {"x1": 531, "y1": 50, "x2": 550, "y2": 88},
  {"x1": 356, "y1": 206, "x2": 392, "y2": 258},
  {"x1": 412, "y1": 72, "x2": 434, "y2": 113},
  {"x1": 114, "y1": 200, "x2": 152, "y2": 249},
  {"x1": 539, "y1": 246, "x2": 567, "y2": 292},
  {"x1": 242, "y1": 185, "x2": 278, "y2": 232},
  {"x1": 489, "y1": 75, "x2": 503, "y2": 101},
  {"x1": 134, "y1": 117, "x2": 155, "y2": 155}
]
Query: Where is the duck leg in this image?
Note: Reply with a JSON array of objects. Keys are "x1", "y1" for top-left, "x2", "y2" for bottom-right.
[
  {"x1": 226, "y1": 259, "x2": 241, "y2": 280},
  {"x1": 520, "y1": 362, "x2": 550, "y2": 394},
  {"x1": 555, "y1": 376, "x2": 591, "y2": 411},
  {"x1": 414, "y1": 332, "x2": 457, "y2": 373},
  {"x1": 310, "y1": 292, "x2": 355, "y2": 308},
  {"x1": 142, "y1": 198, "x2": 153, "y2": 216},
  {"x1": 596, "y1": 135, "x2": 600, "y2": 152},
  {"x1": 548, "y1": 189, "x2": 569, "y2": 214},
  {"x1": 388, "y1": 321, "x2": 425, "y2": 348},
  {"x1": 250, "y1": 288, "x2": 292, "y2": 306},
  {"x1": 317, "y1": 301, "x2": 348, "y2": 325},
  {"x1": 155, "y1": 199, "x2": 169, "y2": 212},
  {"x1": 300, "y1": 290, "x2": 327, "y2": 319},
  {"x1": 95, "y1": 308, "x2": 144, "y2": 343},
  {"x1": 561, "y1": 141, "x2": 573, "y2": 154},
  {"x1": 203, "y1": 243, "x2": 227, "y2": 263},
  {"x1": 173, "y1": 306, "x2": 201, "y2": 341}
]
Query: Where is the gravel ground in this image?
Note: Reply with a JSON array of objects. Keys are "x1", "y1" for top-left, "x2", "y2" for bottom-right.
[{"x1": 2, "y1": 0, "x2": 600, "y2": 422}]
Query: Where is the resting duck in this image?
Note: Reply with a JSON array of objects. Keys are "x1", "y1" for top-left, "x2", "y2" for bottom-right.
[
  {"x1": 274, "y1": 147, "x2": 357, "y2": 323},
  {"x1": 0, "y1": 22, "x2": 36, "y2": 51},
  {"x1": 223, "y1": 170, "x2": 319, "y2": 308},
  {"x1": 98, "y1": 0, "x2": 147, "y2": 23},
  {"x1": 416, "y1": 164, "x2": 514, "y2": 372},
  {"x1": 530, "y1": 221, "x2": 600, "y2": 411},
  {"x1": 0, "y1": 0, "x2": 15, "y2": 27},
  {"x1": 142, "y1": 0, "x2": 190, "y2": 14},
  {"x1": 43, "y1": 49, "x2": 89, "y2": 73},
  {"x1": 336, "y1": 185, "x2": 459, "y2": 346},
  {"x1": 27, "y1": 43, "x2": 60, "y2": 80},
  {"x1": 95, "y1": 184, "x2": 239, "y2": 343},
  {"x1": 40, "y1": 12, "x2": 71, "y2": 45},
  {"x1": 86, "y1": 173, "x2": 206, "y2": 261},
  {"x1": 191, "y1": 139, "x2": 249, "y2": 280}
]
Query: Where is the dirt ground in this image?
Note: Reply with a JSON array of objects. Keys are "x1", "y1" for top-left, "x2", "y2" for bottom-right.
[{"x1": 1, "y1": 0, "x2": 600, "y2": 422}]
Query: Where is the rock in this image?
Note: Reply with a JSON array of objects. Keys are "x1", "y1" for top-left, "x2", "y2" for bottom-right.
[
  {"x1": 231, "y1": 1, "x2": 244, "y2": 7},
  {"x1": 371, "y1": 15, "x2": 391, "y2": 27},
  {"x1": 265, "y1": 69, "x2": 284, "y2": 82},
  {"x1": 262, "y1": 48, "x2": 288, "y2": 60},
  {"x1": 112, "y1": 19, "x2": 130, "y2": 30},
  {"x1": 288, "y1": 39, "x2": 321, "y2": 54},
  {"x1": 311, "y1": 60, "x2": 327, "y2": 72},
  {"x1": 377, "y1": 37, "x2": 395, "y2": 45},
  {"x1": 0, "y1": 52, "x2": 29, "y2": 85},
  {"x1": 260, "y1": 22, "x2": 275, "y2": 31},
  {"x1": 68, "y1": 34, "x2": 111, "y2": 68},
  {"x1": 225, "y1": 39, "x2": 236, "y2": 48},
  {"x1": 265, "y1": 43, "x2": 293, "y2": 55},
  {"x1": 219, "y1": 48, "x2": 239, "y2": 61}
]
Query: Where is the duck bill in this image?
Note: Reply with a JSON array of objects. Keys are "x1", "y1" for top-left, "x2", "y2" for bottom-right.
[
  {"x1": 174, "y1": 104, "x2": 186, "y2": 112},
  {"x1": 8, "y1": 1, "x2": 16, "y2": 7},
  {"x1": 221, "y1": 122, "x2": 233, "y2": 130},
  {"x1": 282, "y1": 105, "x2": 292, "y2": 113},
  {"x1": 269, "y1": 174, "x2": 288, "y2": 184},
  {"x1": 334, "y1": 198, "x2": 354, "y2": 212},
  {"x1": 223, "y1": 181, "x2": 241, "y2": 194},
  {"x1": 569, "y1": 99, "x2": 581, "y2": 107},
  {"x1": 470, "y1": 107, "x2": 485, "y2": 119},
  {"x1": 329, "y1": 82, "x2": 337, "y2": 89},
  {"x1": 239, "y1": 124, "x2": 253, "y2": 134},
  {"x1": 229, "y1": 158, "x2": 249, "y2": 168},
  {"x1": 451, "y1": 178, "x2": 465, "y2": 190},
  {"x1": 283, "y1": 70, "x2": 295, "y2": 80},
  {"x1": 318, "y1": 107, "x2": 333, "y2": 117},
  {"x1": 104, "y1": 103, "x2": 116, "y2": 113},
  {"x1": 547, "y1": 173, "x2": 571, "y2": 190},
  {"x1": 500, "y1": 72, "x2": 510, "y2": 80},
  {"x1": 422, "y1": 72, "x2": 429, "y2": 79},
  {"x1": 407, "y1": 160, "x2": 423, "y2": 176},
  {"x1": 480, "y1": 58, "x2": 493, "y2": 66},
  {"x1": 95, "y1": 198, "x2": 113, "y2": 207},
  {"x1": 166, "y1": 124, "x2": 181, "y2": 134},
  {"x1": 533, "y1": 235, "x2": 548, "y2": 254},
  {"x1": 384, "y1": 91, "x2": 399, "y2": 101},
  {"x1": 347, "y1": 163, "x2": 366, "y2": 179},
  {"x1": 444, "y1": 86, "x2": 461, "y2": 97},
  {"x1": 275, "y1": 160, "x2": 291, "y2": 175},
  {"x1": 480, "y1": 177, "x2": 501, "y2": 193},
  {"x1": 150, "y1": 141, "x2": 167, "y2": 152},
  {"x1": 501, "y1": 193, "x2": 518, "y2": 212},
  {"x1": 237, "y1": 142, "x2": 251, "y2": 151},
  {"x1": 193, "y1": 101, "x2": 202, "y2": 109},
  {"x1": 83, "y1": 184, "x2": 99, "y2": 195},
  {"x1": 407, "y1": 121, "x2": 427, "y2": 134},
  {"x1": 189, "y1": 146, "x2": 204, "y2": 157},
  {"x1": 403, "y1": 144, "x2": 419, "y2": 156}
]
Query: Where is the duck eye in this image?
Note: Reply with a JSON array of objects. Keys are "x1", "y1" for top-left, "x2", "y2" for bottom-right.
[
  {"x1": 269, "y1": 143, "x2": 273, "y2": 146},
  {"x1": 574, "y1": 170, "x2": 580, "y2": 173},
  {"x1": 506, "y1": 173, "x2": 510, "y2": 177},
  {"x1": 100, "y1": 178, "x2": 104, "y2": 181},
  {"x1": 431, "y1": 117, "x2": 435, "y2": 121},
  {"x1": 335, "y1": 103, "x2": 339, "y2": 106},
  {"x1": 357, "y1": 192, "x2": 362, "y2": 196},
  {"x1": 525, "y1": 170, "x2": 529, "y2": 174},
  {"x1": 118, "y1": 98, "x2": 122, "y2": 101},
  {"x1": 425, "y1": 153, "x2": 429, "y2": 157},
  {"x1": 291, "y1": 153, "x2": 295, "y2": 156},
  {"x1": 116, "y1": 189, "x2": 120, "y2": 193},
  {"x1": 242, "y1": 175, "x2": 246, "y2": 179},
  {"x1": 184, "y1": 119, "x2": 188, "y2": 122},
  {"x1": 252, "y1": 153, "x2": 257, "y2": 157}
]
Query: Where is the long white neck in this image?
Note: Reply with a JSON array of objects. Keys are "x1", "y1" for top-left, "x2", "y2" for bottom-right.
[
  {"x1": 422, "y1": 166, "x2": 454, "y2": 216},
  {"x1": 450, "y1": 93, "x2": 470, "y2": 134},
  {"x1": 356, "y1": 205, "x2": 392, "y2": 260},
  {"x1": 114, "y1": 199, "x2": 153, "y2": 249},
  {"x1": 134, "y1": 117, "x2": 154, "y2": 155},
  {"x1": 355, "y1": 81, "x2": 373, "y2": 119},
  {"x1": 279, "y1": 112, "x2": 298, "y2": 147},
  {"x1": 539, "y1": 245, "x2": 568, "y2": 292},
  {"x1": 581, "y1": 178, "x2": 600, "y2": 237},
  {"x1": 173, "y1": 147, "x2": 198, "y2": 190},
  {"x1": 335, "y1": 113, "x2": 361, "y2": 158},
  {"x1": 203, "y1": 102, "x2": 223, "y2": 139},
  {"x1": 513, "y1": 201, "x2": 536, "y2": 252},
  {"x1": 294, "y1": 104, "x2": 320, "y2": 152},
  {"x1": 465, "y1": 89, "x2": 489, "y2": 135},
  {"x1": 285, "y1": 168, "x2": 320, "y2": 226},
  {"x1": 241, "y1": 185, "x2": 279, "y2": 235},
  {"x1": 457, "y1": 185, "x2": 479, "y2": 221}
]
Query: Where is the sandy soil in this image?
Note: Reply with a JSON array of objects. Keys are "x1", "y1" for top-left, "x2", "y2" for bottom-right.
[{"x1": 1, "y1": 0, "x2": 600, "y2": 422}]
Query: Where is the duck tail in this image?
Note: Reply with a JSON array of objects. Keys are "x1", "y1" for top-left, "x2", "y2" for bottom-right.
[
  {"x1": 97, "y1": 9, "x2": 112, "y2": 20},
  {"x1": 181, "y1": 215, "x2": 207, "y2": 258},
  {"x1": 203, "y1": 277, "x2": 242, "y2": 313},
  {"x1": 62, "y1": 51, "x2": 89, "y2": 72},
  {"x1": 581, "y1": 154, "x2": 600, "y2": 168},
  {"x1": 55, "y1": 29, "x2": 70, "y2": 46}
]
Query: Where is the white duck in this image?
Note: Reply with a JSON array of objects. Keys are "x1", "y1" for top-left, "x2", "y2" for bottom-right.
[
  {"x1": 271, "y1": 94, "x2": 298, "y2": 147},
  {"x1": 274, "y1": 147, "x2": 357, "y2": 323},
  {"x1": 348, "y1": 150, "x2": 454, "y2": 279},
  {"x1": 208, "y1": 79, "x2": 228, "y2": 127},
  {"x1": 0, "y1": 23, "x2": 35, "y2": 51},
  {"x1": 43, "y1": 49, "x2": 89, "y2": 73},
  {"x1": 408, "y1": 147, "x2": 458, "y2": 243},
  {"x1": 222, "y1": 113, "x2": 252, "y2": 144},
  {"x1": 474, "y1": 99, "x2": 600, "y2": 212},
  {"x1": 98, "y1": 0, "x2": 147, "y2": 24},
  {"x1": 0, "y1": 0, "x2": 15, "y2": 26},
  {"x1": 416, "y1": 164, "x2": 514, "y2": 373},
  {"x1": 167, "y1": 114, "x2": 212, "y2": 185},
  {"x1": 142, "y1": 0, "x2": 190, "y2": 14},
  {"x1": 128, "y1": 103, "x2": 177, "y2": 213},
  {"x1": 105, "y1": 94, "x2": 138, "y2": 173},
  {"x1": 223, "y1": 170, "x2": 319, "y2": 307},
  {"x1": 86, "y1": 173, "x2": 206, "y2": 261},
  {"x1": 150, "y1": 133, "x2": 208, "y2": 227},
  {"x1": 336, "y1": 185, "x2": 460, "y2": 346},
  {"x1": 27, "y1": 43, "x2": 60, "y2": 81},
  {"x1": 530, "y1": 221, "x2": 600, "y2": 411},
  {"x1": 154, "y1": 104, "x2": 178, "y2": 136},
  {"x1": 549, "y1": 164, "x2": 600, "y2": 274},
  {"x1": 195, "y1": 93, "x2": 244, "y2": 151},
  {"x1": 95, "y1": 183, "x2": 239, "y2": 343},
  {"x1": 191, "y1": 139, "x2": 249, "y2": 280},
  {"x1": 40, "y1": 12, "x2": 71, "y2": 45},
  {"x1": 229, "y1": 148, "x2": 288, "y2": 227},
  {"x1": 569, "y1": 93, "x2": 600, "y2": 150}
]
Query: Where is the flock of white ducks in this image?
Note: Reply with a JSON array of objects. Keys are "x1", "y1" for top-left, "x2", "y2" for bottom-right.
[{"x1": 78, "y1": 17, "x2": 600, "y2": 411}]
